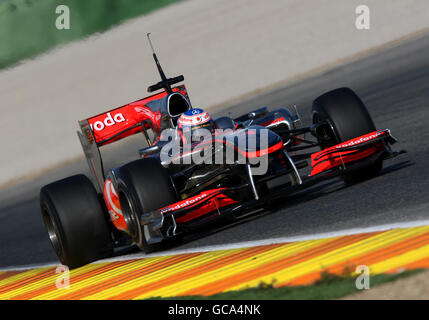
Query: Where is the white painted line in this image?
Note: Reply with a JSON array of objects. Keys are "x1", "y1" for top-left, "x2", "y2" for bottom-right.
[
  {"x1": 0, "y1": 261, "x2": 58, "y2": 272},
  {"x1": 2, "y1": 219, "x2": 429, "y2": 272}
]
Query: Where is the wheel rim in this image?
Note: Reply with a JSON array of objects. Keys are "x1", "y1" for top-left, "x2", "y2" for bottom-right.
[
  {"x1": 41, "y1": 206, "x2": 64, "y2": 261},
  {"x1": 119, "y1": 191, "x2": 142, "y2": 246}
]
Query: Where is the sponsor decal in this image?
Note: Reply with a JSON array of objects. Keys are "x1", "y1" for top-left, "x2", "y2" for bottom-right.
[
  {"x1": 103, "y1": 179, "x2": 123, "y2": 221},
  {"x1": 335, "y1": 130, "x2": 383, "y2": 149},
  {"x1": 160, "y1": 193, "x2": 209, "y2": 214},
  {"x1": 90, "y1": 112, "x2": 126, "y2": 131},
  {"x1": 135, "y1": 106, "x2": 154, "y2": 120},
  {"x1": 134, "y1": 106, "x2": 162, "y2": 125}
]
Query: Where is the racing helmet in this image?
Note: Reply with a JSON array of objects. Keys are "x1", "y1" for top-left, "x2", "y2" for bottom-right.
[{"x1": 177, "y1": 108, "x2": 215, "y2": 144}]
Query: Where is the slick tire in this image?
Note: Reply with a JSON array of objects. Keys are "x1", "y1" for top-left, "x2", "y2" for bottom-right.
[
  {"x1": 116, "y1": 158, "x2": 178, "y2": 253},
  {"x1": 40, "y1": 175, "x2": 114, "y2": 269},
  {"x1": 312, "y1": 87, "x2": 382, "y2": 184}
]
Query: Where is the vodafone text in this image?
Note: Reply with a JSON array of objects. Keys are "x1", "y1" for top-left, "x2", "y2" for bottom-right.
[
  {"x1": 90, "y1": 112, "x2": 126, "y2": 131},
  {"x1": 336, "y1": 131, "x2": 382, "y2": 149},
  {"x1": 160, "y1": 193, "x2": 208, "y2": 214}
]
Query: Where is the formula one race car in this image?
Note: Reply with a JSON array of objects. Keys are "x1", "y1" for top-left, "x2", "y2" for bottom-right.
[{"x1": 40, "y1": 37, "x2": 405, "y2": 268}]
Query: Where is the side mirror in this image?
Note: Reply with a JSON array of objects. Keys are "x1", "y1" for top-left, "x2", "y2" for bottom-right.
[
  {"x1": 139, "y1": 145, "x2": 160, "y2": 158},
  {"x1": 248, "y1": 107, "x2": 268, "y2": 120}
]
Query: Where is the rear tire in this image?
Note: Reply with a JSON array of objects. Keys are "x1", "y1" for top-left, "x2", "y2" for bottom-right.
[
  {"x1": 40, "y1": 175, "x2": 114, "y2": 269},
  {"x1": 116, "y1": 158, "x2": 178, "y2": 252},
  {"x1": 312, "y1": 87, "x2": 382, "y2": 184}
]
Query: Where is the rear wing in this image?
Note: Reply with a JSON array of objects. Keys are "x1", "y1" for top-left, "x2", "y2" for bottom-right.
[
  {"x1": 77, "y1": 85, "x2": 189, "y2": 192},
  {"x1": 81, "y1": 85, "x2": 188, "y2": 147}
]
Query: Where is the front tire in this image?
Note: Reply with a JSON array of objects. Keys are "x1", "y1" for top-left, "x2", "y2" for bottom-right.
[
  {"x1": 116, "y1": 158, "x2": 178, "y2": 252},
  {"x1": 312, "y1": 87, "x2": 382, "y2": 184},
  {"x1": 40, "y1": 175, "x2": 114, "y2": 269}
]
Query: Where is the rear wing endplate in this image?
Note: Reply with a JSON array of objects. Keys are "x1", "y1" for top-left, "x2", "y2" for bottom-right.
[{"x1": 77, "y1": 120, "x2": 105, "y2": 193}]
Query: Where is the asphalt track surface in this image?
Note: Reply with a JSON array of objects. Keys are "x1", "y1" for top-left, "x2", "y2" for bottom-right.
[{"x1": 1, "y1": 33, "x2": 429, "y2": 269}]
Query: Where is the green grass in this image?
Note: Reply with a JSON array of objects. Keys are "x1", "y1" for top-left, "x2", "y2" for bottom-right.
[
  {"x1": 0, "y1": 0, "x2": 182, "y2": 69},
  {"x1": 146, "y1": 269, "x2": 423, "y2": 300}
]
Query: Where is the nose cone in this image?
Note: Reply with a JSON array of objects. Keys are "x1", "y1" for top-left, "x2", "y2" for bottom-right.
[{"x1": 222, "y1": 125, "x2": 283, "y2": 158}]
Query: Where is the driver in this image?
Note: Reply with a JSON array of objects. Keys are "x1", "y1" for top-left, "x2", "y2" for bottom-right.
[{"x1": 176, "y1": 108, "x2": 215, "y2": 145}]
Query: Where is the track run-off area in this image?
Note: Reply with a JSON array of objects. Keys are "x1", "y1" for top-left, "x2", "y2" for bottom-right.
[{"x1": 1, "y1": 222, "x2": 429, "y2": 299}]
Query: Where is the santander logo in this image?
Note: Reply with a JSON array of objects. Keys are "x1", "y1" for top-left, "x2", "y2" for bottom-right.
[{"x1": 90, "y1": 112, "x2": 126, "y2": 131}]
